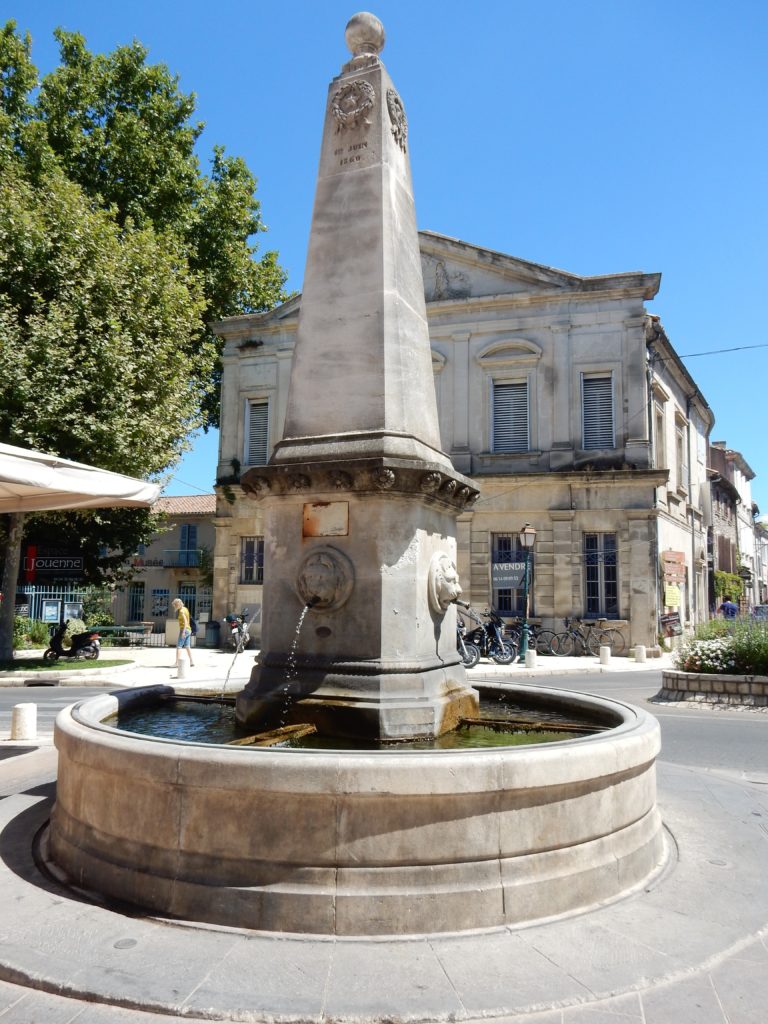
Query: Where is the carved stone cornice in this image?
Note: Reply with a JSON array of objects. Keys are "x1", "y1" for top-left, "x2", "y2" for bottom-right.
[{"x1": 240, "y1": 458, "x2": 480, "y2": 512}]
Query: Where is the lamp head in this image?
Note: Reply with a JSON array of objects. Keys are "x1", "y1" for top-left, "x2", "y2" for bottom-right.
[{"x1": 519, "y1": 523, "x2": 537, "y2": 549}]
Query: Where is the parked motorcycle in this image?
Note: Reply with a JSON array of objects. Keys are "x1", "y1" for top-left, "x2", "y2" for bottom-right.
[
  {"x1": 459, "y1": 605, "x2": 516, "y2": 664},
  {"x1": 223, "y1": 610, "x2": 251, "y2": 652},
  {"x1": 43, "y1": 620, "x2": 101, "y2": 662},
  {"x1": 456, "y1": 618, "x2": 481, "y2": 669}
]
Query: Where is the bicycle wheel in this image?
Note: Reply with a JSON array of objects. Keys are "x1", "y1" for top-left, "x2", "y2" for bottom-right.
[
  {"x1": 599, "y1": 628, "x2": 626, "y2": 655},
  {"x1": 550, "y1": 631, "x2": 575, "y2": 656},
  {"x1": 534, "y1": 630, "x2": 557, "y2": 655},
  {"x1": 586, "y1": 630, "x2": 605, "y2": 656}
]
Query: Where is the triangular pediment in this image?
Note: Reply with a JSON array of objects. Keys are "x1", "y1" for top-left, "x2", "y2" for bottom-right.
[
  {"x1": 214, "y1": 233, "x2": 659, "y2": 336},
  {"x1": 419, "y1": 231, "x2": 584, "y2": 301}
]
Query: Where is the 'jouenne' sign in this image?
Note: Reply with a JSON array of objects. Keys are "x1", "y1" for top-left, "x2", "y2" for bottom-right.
[
  {"x1": 24, "y1": 556, "x2": 84, "y2": 572},
  {"x1": 22, "y1": 545, "x2": 85, "y2": 582}
]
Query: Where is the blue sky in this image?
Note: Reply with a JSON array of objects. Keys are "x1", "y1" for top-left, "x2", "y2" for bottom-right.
[{"x1": 14, "y1": 1, "x2": 768, "y2": 508}]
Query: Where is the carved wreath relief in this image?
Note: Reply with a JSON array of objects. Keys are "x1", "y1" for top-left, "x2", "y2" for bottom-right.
[
  {"x1": 386, "y1": 88, "x2": 408, "y2": 152},
  {"x1": 428, "y1": 552, "x2": 462, "y2": 615},
  {"x1": 296, "y1": 546, "x2": 355, "y2": 612},
  {"x1": 332, "y1": 80, "x2": 375, "y2": 131}
]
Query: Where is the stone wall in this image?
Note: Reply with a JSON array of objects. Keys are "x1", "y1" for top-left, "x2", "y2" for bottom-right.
[{"x1": 655, "y1": 669, "x2": 768, "y2": 709}]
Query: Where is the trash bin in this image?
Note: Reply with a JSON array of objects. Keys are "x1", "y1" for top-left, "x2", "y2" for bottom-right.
[{"x1": 205, "y1": 619, "x2": 221, "y2": 649}]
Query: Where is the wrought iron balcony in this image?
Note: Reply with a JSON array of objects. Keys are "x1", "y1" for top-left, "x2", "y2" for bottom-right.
[{"x1": 163, "y1": 549, "x2": 204, "y2": 569}]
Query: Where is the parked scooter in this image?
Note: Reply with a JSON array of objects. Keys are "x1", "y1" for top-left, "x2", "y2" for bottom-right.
[
  {"x1": 43, "y1": 620, "x2": 101, "y2": 662},
  {"x1": 223, "y1": 609, "x2": 251, "y2": 652}
]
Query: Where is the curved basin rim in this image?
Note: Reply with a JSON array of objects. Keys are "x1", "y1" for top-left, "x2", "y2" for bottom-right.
[{"x1": 66, "y1": 682, "x2": 647, "y2": 754}]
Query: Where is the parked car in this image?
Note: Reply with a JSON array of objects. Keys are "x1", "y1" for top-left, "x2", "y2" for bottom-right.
[{"x1": 752, "y1": 605, "x2": 768, "y2": 620}]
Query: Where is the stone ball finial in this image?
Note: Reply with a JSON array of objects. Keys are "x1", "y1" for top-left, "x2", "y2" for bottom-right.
[{"x1": 345, "y1": 12, "x2": 385, "y2": 56}]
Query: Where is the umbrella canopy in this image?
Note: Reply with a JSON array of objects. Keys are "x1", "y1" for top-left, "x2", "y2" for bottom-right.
[{"x1": 0, "y1": 443, "x2": 160, "y2": 513}]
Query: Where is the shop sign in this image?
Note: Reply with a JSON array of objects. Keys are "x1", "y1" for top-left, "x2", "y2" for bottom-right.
[
  {"x1": 662, "y1": 550, "x2": 686, "y2": 583},
  {"x1": 664, "y1": 583, "x2": 681, "y2": 608},
  {"x1": 660, "y1": 612, "x2": 683, "y2": 637},
  {"x1": 23, "y1": 545, "x2": 84, "y2": 582},
  {"x1": 24, "y1": 555, "x2": 84, "y2": 572}
]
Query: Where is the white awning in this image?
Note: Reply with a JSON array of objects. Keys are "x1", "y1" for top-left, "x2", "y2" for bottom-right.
[{"x1": 0, "y1": 443, "x2": 160, "y2": 513}]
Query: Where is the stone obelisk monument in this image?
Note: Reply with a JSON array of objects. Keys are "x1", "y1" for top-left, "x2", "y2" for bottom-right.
[{"x1": 237, "y1": 12, "x2": 479, "y2": 740}]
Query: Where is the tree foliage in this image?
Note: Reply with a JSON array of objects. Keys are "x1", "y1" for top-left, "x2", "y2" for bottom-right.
[
  {"x1": 1, "y1": 19, "x2": 286, "y2": 432},
  {"x1": 0, "y1": 158, "x2": 207, "y2": 470},
  {"x1": 0, "y1": 21, "x2": 287, "y2": 590}
]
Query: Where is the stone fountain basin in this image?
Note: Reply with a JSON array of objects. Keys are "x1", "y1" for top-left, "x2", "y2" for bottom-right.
[{"x1": 49, "y1": 683, "x2": 664, "y2": 936}]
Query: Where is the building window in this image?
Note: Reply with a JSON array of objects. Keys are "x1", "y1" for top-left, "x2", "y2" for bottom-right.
[
  {"x1": 240, "y1": 536, "x2": 264, "y2": 584},
  {"x1": 246, "y1": 400, "x2": 269, "y2": 466},
  {"x1": 583, "y1": 533, "x2": 618, "y2": 617},
  {"x1": 676, "y1": 427, "x2": 688, "y2": 491},
  {"x1": 151, "y1": 588, "x2": 169, "y2": 618},
  {"x1": 654, "y1": 404, "x2": 666, "y2": 469},
  {"x1": 491, "y1": 534, "x2": 533, "y2": 616},
  {"x1": 179, "y1": 523, "x2": 199, "y2": 567},
  {"x1": 128, "y1": 582, "x2": 145, "y2": 621},
  {"x1": 492, "y1": 381, "x2": 529, "y2": 453},
  {"x1": 582, "y1": 374, "x2": 614, "y2": 449}
]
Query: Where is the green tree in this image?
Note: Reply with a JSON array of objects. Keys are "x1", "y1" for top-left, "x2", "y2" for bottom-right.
[
  {"x1": 22, "y1": 25, "x2": 288, "y2": 425},
  {"x1": 0, "y1": 150, "x2": 205, "y2": 655},
  {"x1": 0, "y1": 21, "x2": 286, "y2": 655}
]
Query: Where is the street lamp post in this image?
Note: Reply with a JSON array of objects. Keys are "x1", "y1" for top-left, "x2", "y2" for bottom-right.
[{"x1": 517, "y1": 523, "x2": 536, "y2": 662}]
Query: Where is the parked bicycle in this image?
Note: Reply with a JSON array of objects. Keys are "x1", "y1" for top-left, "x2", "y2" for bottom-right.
[
  {"x1": 506, "y1": 620, "x2": 558, "y2": 656},
  {"x1": 549, "y1": 617, "x2": 626, "y2": 657},
  {"x1": 457, "y1": 604, "x2": 517, "y2": 664}
]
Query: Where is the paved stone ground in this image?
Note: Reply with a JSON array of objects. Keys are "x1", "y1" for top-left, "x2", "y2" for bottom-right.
[
  {"x1": 1, "y1": 653, "x2": 767, "y2": 1022},
  {"x1": 0, "y1": 641, "x2": 667, "y2": 689}
]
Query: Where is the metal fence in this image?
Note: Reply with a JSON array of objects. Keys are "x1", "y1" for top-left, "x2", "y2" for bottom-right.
[{"x1": 14, "y1": 584, "x2": 214, "y2": 648}]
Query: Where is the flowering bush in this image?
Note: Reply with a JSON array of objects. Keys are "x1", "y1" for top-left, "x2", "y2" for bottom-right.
[
  {"x1": 675, "y1": 636, "x2": 737, "y2": 674},
  {"x1": 675, "y1": 620, "x2": 768, "y2": 675}
]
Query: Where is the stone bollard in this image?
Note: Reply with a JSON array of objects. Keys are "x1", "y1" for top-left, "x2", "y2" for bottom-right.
[
  {"x1": 635, "y1": 644, "x2": 647, "y2": 664},
  {"x1": 11, "y1": 703, "x2": 37, "y2": 741},
  {"x1": 176, "y1": 660, "x2": 188, "y2": 680},
  {"x1": 525, "y1": 649, "x2": 537, "y2": 669},
  {"x1": 599, "y1": 645, "x2": 611, "y2": 666}
]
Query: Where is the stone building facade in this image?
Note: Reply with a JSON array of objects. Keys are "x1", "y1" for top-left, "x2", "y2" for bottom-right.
[
  {"x1": 212, "y1": 233, "x2": 713, "y2": 647},
  {"x1": 708, "y1": 442, "x2": 757, "y2": 612},
  {"x1": 123, "y1": 495, "x2": 216, "y2": 630}
]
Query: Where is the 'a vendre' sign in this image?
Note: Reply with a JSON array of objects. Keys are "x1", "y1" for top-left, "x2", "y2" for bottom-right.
[{"x1": 491, "y1": 562, "x2": 527, "y2": 588}]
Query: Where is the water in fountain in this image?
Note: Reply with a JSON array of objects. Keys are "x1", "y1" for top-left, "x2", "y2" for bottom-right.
[
  {"x1": 218, "y1": 639, "x2": 246, "y2": 706},
  {"x1": 109, "y1": 687, "x2": 605, "y2": 749},
  {"x1": 279, "y1": 602, "x2": 312, "y2": 724}
]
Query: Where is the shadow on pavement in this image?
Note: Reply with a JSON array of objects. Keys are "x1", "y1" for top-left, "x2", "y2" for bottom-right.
[{"x1": 0, "y1": 746, "x2": 38, "y2": 761}]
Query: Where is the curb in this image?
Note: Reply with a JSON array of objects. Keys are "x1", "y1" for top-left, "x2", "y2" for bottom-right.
[{"x1": 0, "y1": 661, "x2": 136, "y2": 687}]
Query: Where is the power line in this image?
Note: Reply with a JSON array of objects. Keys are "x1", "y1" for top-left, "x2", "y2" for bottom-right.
[
  {"x1": 164, "y1": 476, "x2": 214, "y2": 494},
  {"x1": 680, "y1": 343, "x2": 768, "y2": 358}
]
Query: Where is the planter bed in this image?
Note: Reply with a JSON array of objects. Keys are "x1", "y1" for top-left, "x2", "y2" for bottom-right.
[{"x1": 655, "y1": 668, "x2": 768, "y2": 709}]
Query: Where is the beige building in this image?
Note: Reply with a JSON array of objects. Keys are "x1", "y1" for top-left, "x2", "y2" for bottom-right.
[
  {"x1": 212, "y1": 233, "x2": 713, "y2": 648},
  {"x1": 708, "y1": 442, "x2": 758, "y2": 612},
  {"x1": 122, "y1": 494, "x2": 216, "y2": 631}
]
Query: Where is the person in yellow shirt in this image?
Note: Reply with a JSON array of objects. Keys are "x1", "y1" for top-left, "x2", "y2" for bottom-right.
[{"x1": 171, "y1": 597, "x2": 194, "y2": 672}]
